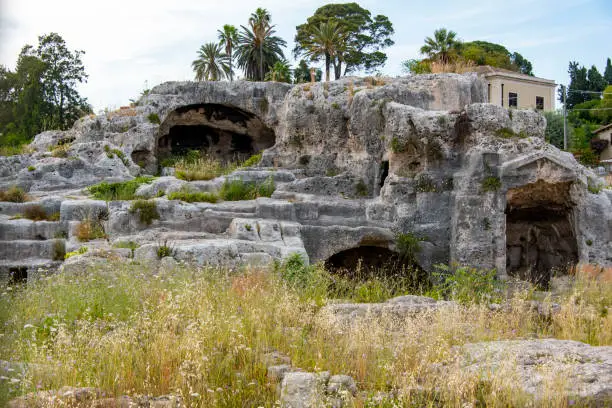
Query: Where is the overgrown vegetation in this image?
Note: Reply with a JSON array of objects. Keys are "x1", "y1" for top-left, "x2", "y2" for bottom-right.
[
  {"x1": 74, "y1": 209, "x2": 107, "y2": 242},
  {"x1": 219, "y1": 177, "x2": 275, "y2": 201},
  {"x1": 21, "y1": 205, "x2": 60, "y2": 221},
  {"x1": 482, "y1": 176, "x2": 502, "y2": 192},
  {"x1": 88, "y1": 177, "x2": 154, "y2": 201},
  {"x1": 167, "y1": 189, "x2": 219, "y2": 203},
  {"x1": 129, "y1": 200, "x2": 160, "y2": 225},
  {"x1": 174, "y1": 156, "x2": 236, "y2": 181},
  {"x1": 0, "y1": 186, "x2": 29, "y2": 202},
  {"x1": 0, "y1": 260, "x2": 609, "y2": 407},
  {"x1": 156, "y1": 240, "x2": 175, "y2": 259},
  {"x1": 64, "y1": 246, "x2": 88, "y2": 260},
  {"x1": 147, "y1": 113, "x2": 160, "y2": 124}
]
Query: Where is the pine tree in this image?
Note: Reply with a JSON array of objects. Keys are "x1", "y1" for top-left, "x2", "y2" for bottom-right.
[{"x1": 604, "y1": 58, "x2": 612, "y2": 85}]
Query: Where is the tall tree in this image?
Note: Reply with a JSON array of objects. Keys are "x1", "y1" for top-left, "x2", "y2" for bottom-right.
[
  {"x1": 294, "y1": 3, "x2": 394, "y2": 80},
  {"x1": 420, "y1": 28, "x2": 460, "y2": 64},
  {"x1": 510, "y1": 52, "x2": 533, "y2": 76},
  {"x1": 604, "y1": 58, "x2": 612, "y2": 85},
  {"x1": 562, "y1": 62, "x2": 590, "y2": 109},
  {"x1": 301, "y1": 21, "x2": 346, "y2": 82},
  {"x1": 22, "y1": 33, "x2": 89, "y2": 131},
  {"x1": 217, "y1": 25, "x2": 239, "y2": 81},
  {"x1": 587, "y1": 65, "x2": 606, "y2": 94},
  {"x1": 235, "y1": 10, "x2": 286, "y2": 81},
  {"x1": 192, "y1": 43, "x2": 229, "y2": 81}
]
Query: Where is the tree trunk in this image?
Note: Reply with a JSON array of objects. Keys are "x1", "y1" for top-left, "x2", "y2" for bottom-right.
[
  {"x1": 229, "y1": 48, "x2": 233, "y2": 82},
  {"x1": 259, "y1": 45, "x2": 264, "y2": 81},
  {"x1": 325, "y1": 54, "x2": 330, "y2": 82},
  {"x1": 334, "y1": 60, "x2": 342, "y2": 80}
]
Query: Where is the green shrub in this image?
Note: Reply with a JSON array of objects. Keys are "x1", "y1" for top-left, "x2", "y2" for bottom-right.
[
  {"x1": 482, "y1": 176, "x2": 502, "y2": 192},
  {"x1": 331, "y1": 102, "x2": 340, "y2": 110},
  {"x1": 167, "y1": 190, "x2": 219, "y2": 203},
  {"x1": 390, "y1": 137, "x2": 405, "y2": 153},
  {"x1": 241, "y1": 153, "x2": 262, "y2": 168},
  {"x1": 88, "y1": 177, "x2": 154, "y2": 201},
  {"x1": 52, "y1": 240, "x2": 66, "y2": 261},
  {"x1": 495, "y1": 128, "x2": 516, "y2": 138},
  {"x1": 276, "y1": 253, "x2": 313, "y2": 288},
  {"x1": 147, "y1": 113, "x2": 161, "y2": 124},
  {"x1": 355, "y1": 179, "x2": 369, "y2": 197},
  {"x1": 396, "y1": 232, "x2": 422, "y2": 263},
  {"x1": 27, "y1": 166, "x2": 35, "y2": 172},
  {"x1": 586, "y1": 239, "x2": 593, "y2": 246},
  {"x1": 0, "y1": 186, "x2": 29, "y2": 202},
  {"x1": 130, "y1": 200, "x2": 160, "y2": 225},
  {"x1": 156, "y1": 240, "x2": 175, "y2": 259},
  {"x1": 219, "y1": 177, "x2": 275, "y2": 201},
  {"x1": 65, "y1": 246, "x2": 88, "y2": 260},
  {"x1": 588, "y1": 182, "x2": 603, "y2": 194},
  {"x1": 427, "y1": 264, "x2": 503, "y2": 304}
]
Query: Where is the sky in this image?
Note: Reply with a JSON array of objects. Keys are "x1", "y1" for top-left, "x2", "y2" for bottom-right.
[{"x1": 1, "y1": 0, "x2": 610, "y2": 112}]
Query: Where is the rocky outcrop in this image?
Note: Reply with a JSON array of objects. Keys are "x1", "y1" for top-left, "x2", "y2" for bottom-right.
[
  {"x1": 456, "y1": 339, "x2": 612, "y2": 405},
  {"x1": 0, "y1": 73, "x2": 610, "y2": 282}
]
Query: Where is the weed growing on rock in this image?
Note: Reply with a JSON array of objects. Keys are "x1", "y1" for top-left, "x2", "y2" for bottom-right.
[
  {"x1": 495, "y1": 127, "x2": 516, "y2": 138},
  {"x1": 0, "y1": 186, "x2": 29, "y2": 202},
  {"x1": 27, "y1": 166, "x2": 35, "y2": 172},
  {"x1": 414, "y1": 174, "x2": 438, "y2": 193},
  {"x1": 156, "y1": 240, "x2": 175, "y2": 259},
  {"x1": 130, "y1": 200, "x2": 160, "y2": 225},
  {"x1": 175, "y1": 156, "x2": 235, "y2": 181},
  {"x1": 22, "y1": 205, "x2": 58, "y2": 221},
  {"x1": 88, "y1": 177, "x2": 154, "y2": 201},
  {"x1": 396, "y1": 232, "x2": 423, "y2": 263},
  {"x1": 167, "y1": 189, "x2": 219, "y2": 203},
  {"x1": 240, "y1": 153, "x2": 262, "y2": 168},
  {"x1": 220, "y1": 177, "x2": 275, "y2": 201},
  {"x1": 52, "y1": 239, "x2": 66, "y2": 261},
  {"x1": 64, "y1": 246, "x2": 88, "y2": 260},
  {"x1": 74, "y1": 208, "x2": 108, "y2": 242},
  {"x1": 147, "y1": 113, "x2": 161, "y2": 124},
  {"x1": 390, "y1": 136, "x2": 406, "y2": 153},
  {"x1": 355, "y1": 179, "x2": 369, "y2": 197},
  {"x1": 482, "y1": 176, "x2": 502, "y2": 192},
  {"x1": 113, "y1": 241, "x2": 139, "y2": 258}
]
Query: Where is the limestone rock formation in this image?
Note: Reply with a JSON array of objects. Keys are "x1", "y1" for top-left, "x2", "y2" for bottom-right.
[{"x1": 1, "y1": 73, "x2": 610, "y2": 282}]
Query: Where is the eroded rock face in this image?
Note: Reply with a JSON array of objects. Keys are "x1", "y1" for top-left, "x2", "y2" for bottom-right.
[{"x1": 0, "y1": 73, "x2": 610, "y2": 282}]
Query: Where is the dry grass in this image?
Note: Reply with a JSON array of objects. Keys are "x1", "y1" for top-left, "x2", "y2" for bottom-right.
[
  {"x1": 174, "y1": 157, "x2": 236, "y2": 181},
  {"x1": 430, "y1": 60, "x2": 477, "y2": 74},
  {"x1": 106, "y1": 107, "x2": 137, "y2": 119},
  {"x1": 0, "y1": 261, "x2": 610, "y2": 407},
  {"x1": 0, "y1": 186, "x2": 29, "y2": 202}
]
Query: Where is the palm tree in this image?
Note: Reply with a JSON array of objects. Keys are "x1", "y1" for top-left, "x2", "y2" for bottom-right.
[
  {"x1": 264, "y1": 60, "x2": 292, "y2": 83},
  {"x1": 191, "y1": 42, "x2": 229, "y2": 81},
  {"x1": 249, "y1": 8, "x2": 271, "y2": 80},
  {"x1": 420, "y1": 28, "x2": 460, "y2": 64},
  {"x1": 302, "y1": 21, "x2": 345, "y2": 82},
  {"x1": 217, "y1": 25, "x2": 238, "y2": 81},
  {"x1": 235, "y1": 11, "x2": 286, "y2": 81}
]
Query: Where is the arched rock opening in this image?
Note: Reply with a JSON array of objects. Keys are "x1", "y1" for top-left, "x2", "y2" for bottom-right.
[
  {"x1": 324, "y1": 246, "x2": 425, "y2": 280},
  {"x1": 505, "y1": 180, "x2": 578, "y2": 286},
  {"x1": 157, "y1": 103, "x2": 275, "y2": 162}
]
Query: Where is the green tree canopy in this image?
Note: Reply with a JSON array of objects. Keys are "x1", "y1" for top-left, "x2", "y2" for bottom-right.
[
  {"x1": 192, "y1": 42, "x2": 230, "y2": 81},
  {"x1": 0, "y1": 33, "x2": 90, "y2": 153},
  {"x1": 294, "y1": 3, "x2": 394, "y2": 79},
  {"x1": 235, "y1": 8, "x2": 286, "y2": 81},
  {"x1": 264, "y1": 60, "x2": 292, "y2": 83},
  {"x1": 604, "y1": 58, "x2": 612, "y2": 85}
]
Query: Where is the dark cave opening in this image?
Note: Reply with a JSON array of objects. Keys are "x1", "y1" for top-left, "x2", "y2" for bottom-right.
[
  {"x1": 324, "y1": 246, "x2": 425, "y2": 281},
  {"x1": 505, "y1": 181, "x2": 578, "y2": 286},
  {"x1": 379, "y1": 161, "x2": 389, "y2": 188},
  {"x1": 157, "y1": 103, "x2": 275, "y2": 162}
]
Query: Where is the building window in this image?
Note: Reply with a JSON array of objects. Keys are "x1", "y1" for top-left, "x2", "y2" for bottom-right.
[
  {"x1": 509, "y1": 92, "x2": 518, "y2": 108},
  {"x1": 536, "y1": 96, "x2": 544, "y2": 110},
  {"x1": 487, "y1": 83, "x2": 491, "y2": 103},
  {"x1": 501, "y1": 84, "x2": 504, "y2": 106}
]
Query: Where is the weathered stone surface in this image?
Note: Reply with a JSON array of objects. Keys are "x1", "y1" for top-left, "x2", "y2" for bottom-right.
[
  {"x1": 457, "y1": 339, "x2": 612, "y2": 405},
  {"x1": 1, "y1": 73, "x2": 610, "y2": 277}
]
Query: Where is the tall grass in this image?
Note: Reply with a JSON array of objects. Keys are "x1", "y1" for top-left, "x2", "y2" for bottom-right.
[
  {"x1": 88, "y1": 177, "x2": 154, "y2": 201},
  {"x1": 0, "y1": 261, "x2": 609, "y2": 407}
]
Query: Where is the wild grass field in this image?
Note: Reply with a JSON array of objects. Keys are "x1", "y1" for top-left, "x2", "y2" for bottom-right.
[{"x1": 0, "y1": 258, "x2": 610, "y2": 407}]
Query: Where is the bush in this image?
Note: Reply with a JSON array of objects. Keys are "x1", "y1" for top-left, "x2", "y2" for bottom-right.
[
  {"x1": 74, "y1": 209, "x2": 108, "y2": 242},
  {"x1": 52, "y1": 240, "x2": 66, "y2": 261},
  {"x1": 241, "y1": 153, "x2": 262, "y2": 168},
  {"x1": 355, "y1": 179, "x2": 369, "y2": 197},
  {"x1": 130, "y1": 200, "x2": 160, "y2": 225},
  {"x1": 147, "y1": 113, "x2": 161, "y2": 124},
  {"x1": 23, "y1": 205, "x2": 50, "y2": 221},
  {"x1": 219, "y1": 177, "x2": 275, "y2": 201},
  {"x1": 27, "y1": 166, "x2": 35, "y2": 172},
  {"x1": 396, "y1": 232, "x2": 422, "y2": 263},
  {"x1": 0, "y1": 186, "x2": 29, "y2": 202},
  {"x1": 390, "y1": 137, "x2": 405, "y2": 153},
  {"x1": 156, "y1": 240, "x2": 175, "y2": 259},
  {"x1": 88, "y1": 177, "x2": 154, "y2": 201},
  {"x1": 482, "y1": 176, "x2": 502, "y2": 192},
  {"x1": 427, "y1": 264, "x2": 503, "y2": 304},
  {"x1": 167, "y1": 190, "x2": 219, "y2": 203},
  {"x1": 175, "y1": 157, "x2": 235, "y2": 181}
]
